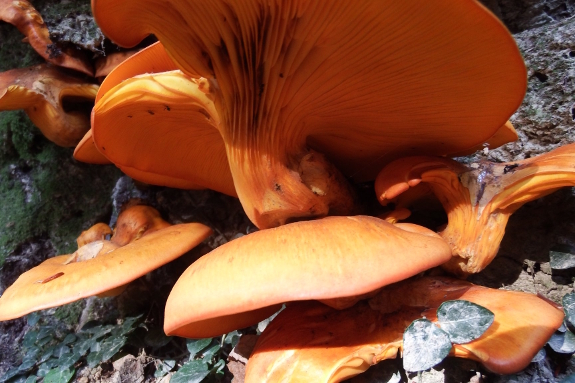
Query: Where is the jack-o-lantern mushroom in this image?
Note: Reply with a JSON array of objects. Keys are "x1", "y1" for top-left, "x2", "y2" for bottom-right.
[
  {"x1": 88, "y1": 0, "x2": 526, "y2": 228},
  {"x1": 0, "y1": 205, "x2": 212, "y2": 321},
  {"x1": 76, "y1": 222, "x2": 112, "y2": 247},
  {"x1": 164, "y1": 216, "x2": 452, "y2": 339},
  {"x1": 0, "y1": 0, "x2": 93, "y2": 76},
  {"x1": 375, "y1": 143, "x2": 575, "y2": 276},
  {"x1": 0, "y1": 64, "x2": 98, "y2": 146},
  {"x1": 245, "y1": 277, "x2": 564, "y2": 382}
]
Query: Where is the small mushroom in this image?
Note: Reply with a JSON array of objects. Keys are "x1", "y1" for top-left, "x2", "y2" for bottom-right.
[
  {"x1": 0, "y1": 0, "x2": 92, "y2": 75},
  {"x1": 245, "y1": 277, "x2": 564, "y2": 382},
  {"x1": 164, "y1": 216, "x2": 452, "y2": 338},
  {"x1": 0, "y1": 218, "x2": 212, "y2": 321},
  {"x1": 90, "y1": 0, "x2": 526, "y2": 228},
  {"x1": 0, "y1": 64, "x2": 98, "y2": 146},
  {"x1": 375, "y1": 143, "x2": 575, "y2": 275},
  {"x1": 110, "y1": 204, "x2": 171, "y2": 246},
  {"x1": 68, "y1": 204, "x2": 175, "y2": 297},
  {"x1": 76, "y1": 222, "x2": 112, "y2": 247}
]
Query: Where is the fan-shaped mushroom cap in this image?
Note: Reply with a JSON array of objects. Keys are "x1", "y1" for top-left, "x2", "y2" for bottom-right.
[
  {"x1": 111, "y1": 204, "x2": 171, "y2": 246},
  {"x1": 95, "y1": 41, "x2": 180, "y2": 103},
  {"x1": 92, "y1": 70, "x2": 236, "y2": 196},
  {"x1": 76, "y1": 222, "x2": 112, "y2": 247},
  {"x1": 74, "y1": 42, "x2": 179, "y2": 165},
  {"x1": 90, "y1": 0, "x2": 526, "y2": 228},
  {"x1": 0, "y1": 0, "x2": 92, "y2": 75},
  {"x1": 0, "y1": 64, "x2": 98, "y2": 146},
  {"x1": 164, "y1": 216, "x2": 451, "y2": 338},
  {"x1": 0, "y1": 222, "x2": 212, "y2": 321},
  {"x1": 245, "y1": 277, "x2": 563, "y2": 382},
  {"x1": 375, "y1": 143, "x2": 575, "y2": 275}
]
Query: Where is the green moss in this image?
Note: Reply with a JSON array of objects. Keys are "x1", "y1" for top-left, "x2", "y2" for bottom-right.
[
  {"x1": 0, "y1": 25, "x2": 44, "y2": 71},
  {"x1": 0, "y1": 111, "x2": 120, "y2": 266}
]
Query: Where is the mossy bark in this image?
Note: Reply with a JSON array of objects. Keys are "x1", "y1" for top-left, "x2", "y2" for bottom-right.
[{"x1": 0, "y1": 0, "x2": 119, "y2": 267}]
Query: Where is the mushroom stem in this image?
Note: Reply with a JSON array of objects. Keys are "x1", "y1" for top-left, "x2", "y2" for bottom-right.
[
  {"x1": 375, "y1": 143, "x2": 575, "y2": 275},
  {"x1": 227, "y1": 146, "x2": 358, "y2": 228}
]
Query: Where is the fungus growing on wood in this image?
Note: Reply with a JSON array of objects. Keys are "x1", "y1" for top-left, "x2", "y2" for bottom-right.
[
  {"x1": 0, "y1": 64, "x2": 98, "y2": 146},
  {"x1": 245, "y1": 277, "x2": 564, "y2": 382},
  {"x1": 375, "y1": 143, "x2": 575, "y2": 275},
  {"x1": 89, "y1": 0, "x2": 526, "y2": 228},
  {"x1": 164, "y1": 216, "x2": 451, "y2": 338},
  {"x1": 0, "y1": 214, "x2": 212, "y2": 321},
  {"x1": 0, "y1": 0, "x2": 92, "y2": 75}
]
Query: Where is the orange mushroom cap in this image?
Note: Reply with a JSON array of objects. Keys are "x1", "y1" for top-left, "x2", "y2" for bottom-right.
[
  {"x1": 74, "y1": 42, "x2": 179, "y2": 165},
  {"x1": 90, "y1": 0, "x2": 526, "y2": 228},
  {"x1": 76, "y1": 222, "x2": 112, "y2": 248},
  {"x1": 375, "y1": 143, "x2": 575, "y2": 275},
  {"x1": 450, "y1": 120, "x2": 518, "y2": 157},
  {"x1": 0, "y1": 64, "x2": 98, "y2": 147},
  {"x1": 0, "y1": 222, "x2": 212, "y2": 321},
  {"x1": 91, "y1": 70, "x2": 236, "y2": 196},
  {"x1": 0, "y1": 0, "x2": 92, "y2": 75},
  {"x1": 246, "y1": 277, "x2": 564, "y2": 382},
  {"x1": 164, "y1": 216, "x2": 452, "y2": 338},
  {"x1": 110, "y1": 204, "x2": 172, "y2": 246},
  {"x1": 73, "y1": 129, "x2": 111, "y2": 164}
]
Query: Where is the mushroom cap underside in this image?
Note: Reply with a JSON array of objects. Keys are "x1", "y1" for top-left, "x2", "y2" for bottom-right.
[{"x1": 91, "y1": 0, "x2": 526, "y2": 182}]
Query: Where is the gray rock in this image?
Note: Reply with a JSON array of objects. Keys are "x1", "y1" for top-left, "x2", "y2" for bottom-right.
[{"x1": 480, "y1": 0, "x2": 575, "y2": 32}]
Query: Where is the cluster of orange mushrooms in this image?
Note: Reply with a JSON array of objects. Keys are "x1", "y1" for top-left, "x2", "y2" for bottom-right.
[{"x1": 2, "y1": 0, "x2": 575, "y2": 381}]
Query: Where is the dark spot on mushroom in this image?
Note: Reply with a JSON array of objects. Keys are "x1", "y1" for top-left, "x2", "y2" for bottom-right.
[
  {"x1": 37, "y1": 272, "x2": 64, "y2": 284},
  {"x1": 200, "y1": 50, "x2": 214, "y2": 73},
  {"x1": 164, "y1": 105, "x2": 171, "y2": 111},
  {"x1": 533, "y1": 71, "x2": 548, "y2": 82},
  {"x1": 503, "y1": 164, "x2": 519, "y2": 173},
  {"x1": 279, "y1": 73, "x2": 284, "y2": 78},
  {"x1": 102, "y1": 146, "x2": 106, "y2": 151},
  {"x1": 33, "y1": 106, "x2": 37, "y2": 112},
  {"x1": 148, "y1": 110, "x2": 155, "y2": 115},
  {"x1": 275, "y1": 183, "x2": 282, "y2": 192},
  {"x1": 127, "y1": 115, "x2": 132, "y2": 118},
  {"x1": 198, "y1": 108, "x2": 210, "y2": 120}
]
